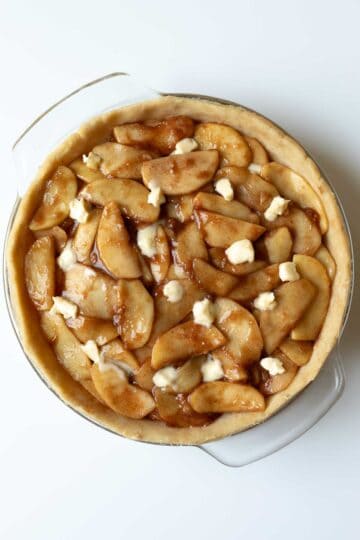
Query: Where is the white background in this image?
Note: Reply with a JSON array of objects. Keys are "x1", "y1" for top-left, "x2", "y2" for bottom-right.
[{"x1": 1, "y1": 1, "x2": 359, "y2": 538}]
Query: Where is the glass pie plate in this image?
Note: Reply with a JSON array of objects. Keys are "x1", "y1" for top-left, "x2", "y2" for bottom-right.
[{"x1": 3, "y1": 73, "x2": 354, "y2": 467}]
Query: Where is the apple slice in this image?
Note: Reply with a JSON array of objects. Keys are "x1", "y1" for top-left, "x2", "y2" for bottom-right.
[
  {"x1": 150, "y1": 225, "x2": 170, "y2": 283},
  {"x1": 135, "y1": 360, "x2": 155, "y2": 391},
  {"x1": 96, "y1": 202, "x2": 141, "y2": 279},
  {"x1": 154, "y1": 389, "x2": 212, "y2": 427},
  {"x1": 72, "y1": 208, "x2": 101, "y2": 263},
  {"x1": 264, "y1": 206, "x2": 321, "y2": 256},
  {"x1": 25, "y1": 236, "x2": 55, "y2": 310},
  {"x1": 315, "y1": 245, "x2": 336, "y2": 280},
  {"x1": 166, "y1": 195, "x2": 193, "y2": 222},
  {"x1": 262, "y1": 227, "x2": 293, "y2": 263},
  {"x1": 173, "y1": 357, "x2": 204, "y2": 394},
  {"x1": 256, "y1": 350, "x2": 298, "y2": 395},
  {"x1": 189, "y1": 381, "x2": 265, "y2": 413},
  {"x1": 196, "y1": 210, "x2": 265, "y2": 248},
  {"x1": 34, "y1": 226, "x2": 67, "y2": 253},
  {"x1": 279, "y1": 338, "x2": 313, "y2": 366},
  {"x1": 262, "y1": 162, "x2": 328, "y2": 234},
  {"x1": 244, "y1": 136, "x2": 269, "y2": 165},
  {"x1": 134, "y1": 346, "x2": 153, "y2": 364},
  {"x1": 80, "y1": 178, "x2": 159, "y2": 223},
  {"x1": 216, "y1": 165, "x2": 279, "y2": 212},
  {"x1": 113, "y1": 116, "x2": 194, "y2": 154},
  {"x1": 91, "y1": 142, "x2": 157, "y2": 179},
  {"x1": 229, "y1": 264, "x2": 280, "y2": 303},
  {"x1": 116, "y1": 279, "x2": 154, "y2": 349},
  {"x1": 91, "y1": 363, "x2": 155, "y2": 418},
  {"x1": 66, "y1": 315, "x2": 118, "y2": 345},
  {"x1": 192, "y1": 257, "x2": 238, "y2": 296},
  {"x1": 291, "y1": 255, "x2": 331, "y2": 340},
  {"x1": 30, "y1": 166, "x2": 77, "y2": 231},
  {"x1": 209, "y1": 247, "x2": 266, "y2": 276},
  {"x1": 212, "y1": 350, "x2": 248, "y2": 382},
  {"x1": 148, "y1": 280, "x2": 205, "y2": 345},
  {"x1": 174, "y1": 221, "x2": 208, "y2": 274},
  {"x1": 100, "y1": 338, "x2": 139, "y2": 374},
  {"x1": 151, "y1": 321, "x2": 226, "y2": 370},
  {"x1": 63, "y1": 263, "x2": 120, "y2": 320},
  {"x1": 259, "y1": 278, "x2": 316, "y2": 354},
  {"x1": 194, "y1": 123, "x2": 252, "y2": 167},
  {"x1": 69, "y1": 158, "x2": 106, "y2": 183},
  {"x1": 41, "y1": 311, "x2": 92, "y2": 385},
  {"x1": 193, "y1": 192, "x2": 259, "y2": 223},
  {"x1": 135, "y1": 247, "x2": 154, "y2": 285},
  {"x1": 214, "y1": 298, "x2": 263, "y2": 367},
  {"x1": 141, "y1": 150, "x2": 219, "y2": 195}
]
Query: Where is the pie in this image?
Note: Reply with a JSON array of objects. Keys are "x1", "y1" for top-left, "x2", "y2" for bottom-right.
[{"x1": 6, "y1": 96, "x2": 352, "y2": 445}]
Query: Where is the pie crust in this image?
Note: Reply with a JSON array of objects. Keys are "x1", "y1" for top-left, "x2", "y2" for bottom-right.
[{"x1": 6, "y1": 96, "x2": 352, "y2": 445}]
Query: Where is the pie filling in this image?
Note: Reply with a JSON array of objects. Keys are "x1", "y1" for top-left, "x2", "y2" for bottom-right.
[{"x1": 24, "y1": 116, "x2": 334, "y2": 428}]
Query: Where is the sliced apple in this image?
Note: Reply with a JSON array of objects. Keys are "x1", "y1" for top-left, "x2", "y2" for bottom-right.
[
  {"x1": 114, "y1": 116, "x2": 194, "y2": 154},
  {"x1": 192, "y1": 257, "x2": 238, "y2": 295},
  {"x1": 63, "y1": 263, "x2": 120, "y2": 320},
  {"x1": 80, "y1": 178, "x2": 159, "y2": 223},
  {"x1": 34, "y1": 226, "x2": 67, "y2": 253},
  {"x1": 193, "y1": 192, "x2": 259, "y2": 223},
  {"x1": 41, "y1": 311, "x2": 92, "y2": 385},
  {"x1": 151, "y1": 321, "x2": 226, "y2": 370},
  {"x1": 279, "y1": 338, "x2": 313, "y2": 366},
  {"x1": 209, "y1": 247, "x2": 266, "y2": 276},
  {"x1": 148, "y1": 280, "x2": 205, "y2": 345},
  {"x1": 194, "y1": 123, "x2": 252, "y2": 167},
  {"x1": 134, "y1": 346, "x2": 153, "y2": 365},
  {"x1": 259, "y1": 278, "x2": 316, "y2": 354},
  {"x1": 30, "y1": 166, "x2": 77, "y2": 231},
  {"x1": 262, "y1": 226, "x2": 293, "y2": 263},
  {"x1": 173, "y1": 356, "x2": 204, "y2": 394},
  {"x1": 96, "y1": 202, "x2": 141, "y2": 279},
  {"x1": 256, "y1": 350, "x2": 298, "y2": 396},
  {"x1": 72, "y1": 208, "x2": 101, "y2": 263},
  {"x1": 214, "y1": 298, "x2": 263, "y2": 367},
  {"x1": 154, "y1": 388, "x2": 212, "y2": 427},
  {"x1": 141, "y1": 150, "x2": 219, "y2": 195},
  {"x1": 174, "y1": 221, "x2": 208, "y2": 274},
  {"x1": 229, "y1": 264, "x2": 280, "y2": 303},
  {"x1": 69, "y1": 158, "x2": 106, "y2": 183},
  {"x1": 196, "y1": 210, "x2": 265, "y2": 248},
  {"x1": 244, "y1": 136, "x2": 269, "y2": 165},
  {"x1": 264, "y1": 205, "x2": 321, "y2": 256},
  {"x1": 100, "y1": 338, "x2": 139, "y2": 374},
  {"x1": 92, "y1": 142, "x2": 156, "y2": 179},
  {"x1": 66, "y1": 315, "x2": 118, "y2": 345},
  {"x1": 135, "y1": 247, "x2": 154, "y2": 285},
  {"x1": 212, "y1": 350, "x2": 248, "y2": 382},
  {"x1": 150, "y1": 225, "x2": 170, "y2": 283},
  {"x1": 315, "y1": 245, "x2": 336, "y2": 280},
  {"x1": 216, "y1": 165, "x2": 278, "y2": 212},
  {"x1": 135, "y1": 360, "x2": 155, "y2": 391},
  {"x1": 189, "y1": 381, "x2": 265, "y2": 413},
  {"x1": 91, "y1": 363, "x2": 155, "y2": 418},
  {"x1": 166, "y1": 195, "x2": 193, "y2": 222},
  {"x1": 262, "y1": 162, "x2": 328, "y2": 234},
  {"x1": 116, "y1": 279, "x2": 154, "y2": 349},
  {"x1": 25, "y1": 236, "x2": 55, "y2": 310},
  {"x1": 291, "y1": 255, "x2": 331, "y2": 340}
]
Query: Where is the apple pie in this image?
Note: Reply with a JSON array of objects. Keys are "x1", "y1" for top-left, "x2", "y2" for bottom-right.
[{"x1": 7, "y1": 96, "x2": 351, "y2": 444}]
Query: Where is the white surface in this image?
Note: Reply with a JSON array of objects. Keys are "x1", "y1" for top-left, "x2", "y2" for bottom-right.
[{"x1": 0, "y1": 0, "x2": 359, "y2": 538}]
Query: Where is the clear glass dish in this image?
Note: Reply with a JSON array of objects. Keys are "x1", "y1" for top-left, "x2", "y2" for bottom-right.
[{"x1": 3, "y1": 72, "x2": 354, "y2": 467}]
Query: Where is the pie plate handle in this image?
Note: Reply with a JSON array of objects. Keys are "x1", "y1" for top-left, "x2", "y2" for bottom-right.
[
  {"x1": 198, "y1": 344, "x2": 345, "y2": 467},
  {"x1": 11, "y1": 72, "x2": 159, "y2": 196}
]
